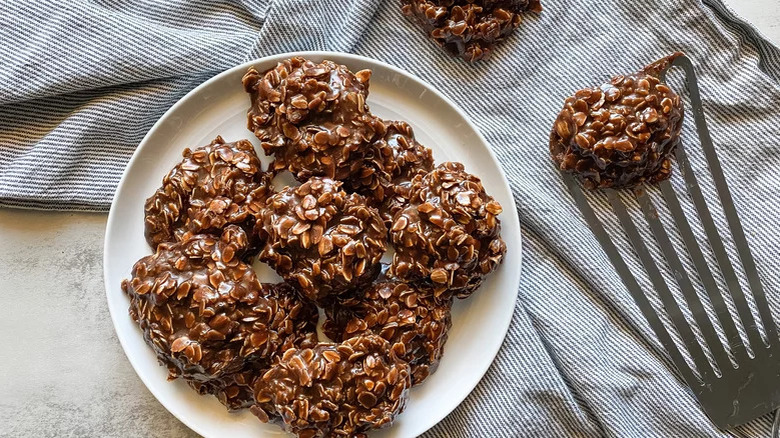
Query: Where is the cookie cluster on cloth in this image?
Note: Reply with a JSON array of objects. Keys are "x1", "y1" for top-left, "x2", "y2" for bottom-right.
[{"x1": 401, "y1": 0, "x2": 543, "y2": 62}]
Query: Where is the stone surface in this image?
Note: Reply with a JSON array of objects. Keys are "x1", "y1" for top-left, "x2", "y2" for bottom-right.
[
  {"x1": 725, "y1": 0, "x2": 780, "y2": 42},
  {"x1": 0, "y1": 209, "x2": 195, "y2": 438}
]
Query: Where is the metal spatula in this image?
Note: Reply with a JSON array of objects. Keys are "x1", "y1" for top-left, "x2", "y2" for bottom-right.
[{"x1": 561, "y1": 54, "x2": 780, "y2": 430}]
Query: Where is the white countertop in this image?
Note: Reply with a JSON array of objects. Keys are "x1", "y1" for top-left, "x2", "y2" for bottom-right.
[
  {"x1": 724, "y1": 0, "x2": 780, "y2": 43},
  {"x1": 1, "y1": 2, "x2": 777, "y2": 437}
]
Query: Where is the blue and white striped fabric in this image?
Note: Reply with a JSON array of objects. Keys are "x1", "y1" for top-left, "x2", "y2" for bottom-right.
[{"x1": 3, "y1": 1, "x2": 780, "y2": 436}]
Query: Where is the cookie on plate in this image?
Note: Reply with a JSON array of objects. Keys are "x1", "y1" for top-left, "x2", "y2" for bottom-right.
[
  {"x1": 122, "y1": 226, "x2": 318, "y2": 411},
  {"x1": 143, "y1": 136, "x2": 271, "y2": 255},
  {"x1": 256, "y1": 178, "x2": 387, "y2": 304},
  {"x1": 390, "y1": 162, "x2": 506, "y2": 298}
]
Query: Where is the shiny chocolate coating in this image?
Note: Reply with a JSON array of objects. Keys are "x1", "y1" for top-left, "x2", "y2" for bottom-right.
[
  {"x1": 122, "y1": 226, "x2": 318, "y2": 410},
  {"x1": 550, "y1": 53, "x2": 685, "y2": 189},
  {"x1": 243, "y1": 57, "x2": 386, "y2": 193},
  {"x1": 143, "y1": 136, "x2": 271, "y2": 254},
  {"x1": 389, "y1": 162, "x2": 506, "y2": 298},
  {"x1": 256, "y1": 178, "x2": 387, "y2": 304},
  {"x1": 401, "y1": 0, "x2": 542, "y2": 62},
  {"x1": 252, "y1": 335, "x2": 411, "y2": 438},
  {"x1": 324, "y1": 281, "x2": 452, "y2": 384}
]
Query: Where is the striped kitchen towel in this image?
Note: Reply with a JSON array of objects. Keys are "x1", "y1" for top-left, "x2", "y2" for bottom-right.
[{"x1": 2, "y1": 0, "x2": 780, "y2": 437}]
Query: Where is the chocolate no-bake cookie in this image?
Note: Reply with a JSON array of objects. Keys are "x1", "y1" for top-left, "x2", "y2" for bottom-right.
[
  {"x1": 144, "y1": 136, "x2": 271, "y2": 253},
  {"x1": 243, "y1": 58, "x2": 386, "y2": 191},
  {"x1": 356, "y1": 120, "x2": 435, "y2": 227},
  {"x1": 122, "y1": 226, "x2": 318, "y2": 410},
  {"x1": 550, "y1": 53, "x2": 685, "y2": 189},
  {"x1": 252, "y1": 335, "x2": 411, "y2": 437},
  {"x1": 324, "y1": 281, "x2": 453, "y2": 384},
  {"x1": 390, "y1": 162, "x2": 506, "y2": 298},
  {"x1": 401, "y1": 0, "x2": 542, "y2": 62},
  {"x1": 257, "y1": 178, "x2": 387, "y2": 304}
]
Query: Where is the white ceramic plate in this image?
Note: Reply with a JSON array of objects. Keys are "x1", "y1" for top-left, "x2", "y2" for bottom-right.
[{"x1": 104, "y1": 51, "x2": 522, "y2": 438}]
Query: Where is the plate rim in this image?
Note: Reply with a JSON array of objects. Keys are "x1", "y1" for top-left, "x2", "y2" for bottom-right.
[{"x1": 103, "y1": 50, "x2": 522, "y2": 438}]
